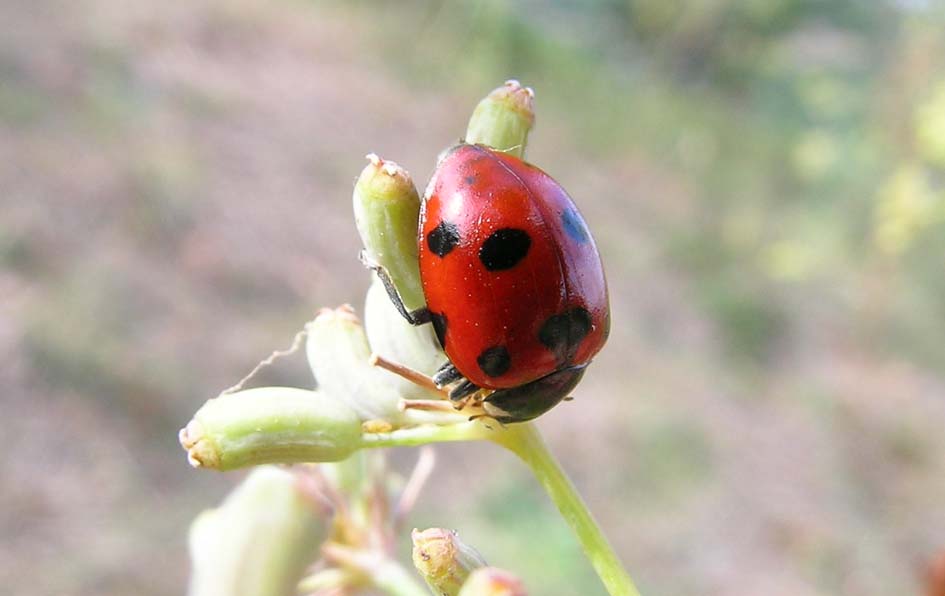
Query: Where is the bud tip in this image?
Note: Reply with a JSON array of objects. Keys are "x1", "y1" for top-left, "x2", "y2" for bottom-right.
[
  {"x1": 179, "y1": 419, "x2": 220, "y2": 469},
  {"x1": 364, "y1": 153, "x2": 410, "y2": 179},
  {"x1": 311, "y1": 304, "x2": 360, "y2": 327},
  {"x1": 503, "y1": 79, "x2": 534, "y2": 99}
]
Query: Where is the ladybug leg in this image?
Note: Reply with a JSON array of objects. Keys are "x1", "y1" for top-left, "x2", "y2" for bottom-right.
[
  {"x1": 432, "y1": 361, "x2": 481, "y2": 404},
  {"x1": 432, "y1": 362, "x2": 463, "y2": 387},
  {"x1": 359, "y1": 251, "x2": 431, "y2": 325},
  {"x1": 448, "y1": 379, "x2": 481, "y2": 401}
]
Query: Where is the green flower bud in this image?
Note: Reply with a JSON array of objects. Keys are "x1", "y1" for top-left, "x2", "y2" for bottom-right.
[
  {"x1": 465, "y1": 80, "x2": 535, "y2": 158},
  {"x1": 187, "y1": 466, "x2": 328, "y2": 596},
  {"x1": 179, "y1": 387, "x2": 361, "y2": 470},
  {"x1": 458, "y1": 568, "x2": 528, "y2": 596},
  {"x1": 364, "y1": 278, "x2": 444, "y2": 400},
  {"x1": 412, "y1": 527, "x2": 488, "y2": 596},
  {"x1": 305, "y1": 305, "x2": 406, "y2": 422},
  {"x1": 353, "y1": 154, "x2": 425, "y2": 312}
]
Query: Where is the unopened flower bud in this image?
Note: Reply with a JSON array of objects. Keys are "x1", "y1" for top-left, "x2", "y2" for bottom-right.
[
  {"x1": 179, "y1": 387, "x2": 361, "y2": 470},
  {"x1": 458, "y1": 567, "x2": 528, "y2": 596},
  {"x1": 412, "y1": 527, "x2": 487, "y2": 596},
  {"x1": 364, "y1": 278, "x2": 444, "y2": 399},
  {"x1": 353, "y1": 154, "x2": 425, "y2": 312},
  {"x1": 465, "y1": 80, "x2": 535, "y2": 158},
  {"x1": 305, "y1": 305, "x2": 405, "y2": 422},
  {"x1": 187, "y1": 466, "x2": 328, "y2": 596}
]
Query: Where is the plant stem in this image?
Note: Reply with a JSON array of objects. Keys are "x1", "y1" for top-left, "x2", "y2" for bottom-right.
[
  {"x1": 359, "y1": 421, "x2": 493, "y2": 449},
  {"x1": 361, "y1": 422, "x2": 641, "y2": 596},
  {"x1": 493, "y1": 424, "x2": 641, "y2": 596}
]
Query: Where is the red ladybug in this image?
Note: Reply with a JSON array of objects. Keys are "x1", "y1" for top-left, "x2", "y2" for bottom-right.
[{"x1": 369, "y1": 143, "x2": 609, "y2": 423}]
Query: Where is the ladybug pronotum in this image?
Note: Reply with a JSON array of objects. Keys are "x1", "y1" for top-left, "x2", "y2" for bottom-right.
[{"x1": 369, "y1": 143, "x2": 610, "y2": 423}]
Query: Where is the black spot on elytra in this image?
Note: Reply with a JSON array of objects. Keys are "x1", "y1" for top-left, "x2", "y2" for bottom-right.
[
  {"x1": 561, "y1": 208, "x2": 589, "y2": 243},
  {"x1": 427, "y1": 221, "x2": 460, "y2": 257},
  {"x1": 539, "y1": 307, "x2": 592, "y2": 363},
  {"x1": 477, "y1": 345, "x2": 511, "y2": 377},
  {"x1": 479, "y1": 228, "x2": 531, "y2": 271},
  {"x1": 430, "y1": 311, "x2": 448, "y2": 349},
  {"x1": 464, "y1": 175, "x2": 476, "y2": 185}
]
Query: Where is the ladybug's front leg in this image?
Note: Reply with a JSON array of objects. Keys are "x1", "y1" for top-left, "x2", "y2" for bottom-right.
[
  {"x1": 359, "y1": 251, "x2": 432, "y2": 326},
  {"x1": 432, "y1": 361, "x2": 463, "y2": 386},
  {"x1": 432, "y1": 361, "x2": 483, "y2": 402}
]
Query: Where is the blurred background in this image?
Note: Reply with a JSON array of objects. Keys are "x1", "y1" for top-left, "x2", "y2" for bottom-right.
[{"x1": 3, "y1": 0, "x2": 945, "y2": 594}]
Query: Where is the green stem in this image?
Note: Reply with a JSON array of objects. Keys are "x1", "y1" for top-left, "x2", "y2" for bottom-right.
[
  {"x1": 493, "y1": 425, "x2": 641, "y2": 596},
  {"x1": 361, "y1": 422, "x2": 641, "y2": 596},
  {"x1": 359, "y1": 421, "x2": 493, "y2": 449}
]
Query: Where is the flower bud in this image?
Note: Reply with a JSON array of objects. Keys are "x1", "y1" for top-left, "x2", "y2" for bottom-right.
[
  {"x1": 305, "y1": 305, "x2": 406, "y2": 422},
  {"x1": 364, "y1": 278, "x2": 444, "y2": 399},
  {"x1": 353, "y1": 154, "x2": 425, "y2": 312},
  {"x1": 465, "y1": 80, "x2": 535, "y2": 158},
  {"x1": 412, "y1": 527, "x2": 488, "y2": 596},
  {"x1": 187, "y1": 466, "x2": 328, "y2": 596},
  {"x1": 458, "y1": 567, "x2": 528, "y2": 596},
  {"x1": 179, "y1": 387, "x2": 361, "y2": 470}
]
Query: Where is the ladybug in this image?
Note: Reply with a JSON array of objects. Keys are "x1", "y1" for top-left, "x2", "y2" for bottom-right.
[{"x1": 368, "y1": 143, "x2": 609, "y2": 423}]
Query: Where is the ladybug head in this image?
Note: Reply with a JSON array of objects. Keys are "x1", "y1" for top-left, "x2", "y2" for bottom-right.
[{"x1": 481, "y1": 365, "x2": 587, "y2": 424}]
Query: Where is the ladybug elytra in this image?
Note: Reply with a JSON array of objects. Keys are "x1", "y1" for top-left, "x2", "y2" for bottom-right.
[{"x1": 369, "y1": 143, "x2": 609, "y2": 423}]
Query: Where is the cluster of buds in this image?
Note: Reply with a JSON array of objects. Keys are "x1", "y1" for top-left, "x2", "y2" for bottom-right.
[
  {"x1": 178, "y1": 83, "x2": 540, "y2": 472},
  {"x1": 181, "y1": 81, "x2": 538, "y2": 596},
  {"x1": 187, "y1": 452, "x2": 528, "y2": 596},
  {"x1": 179, "y1": 80, "x2": 637, "y2": 596}
]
